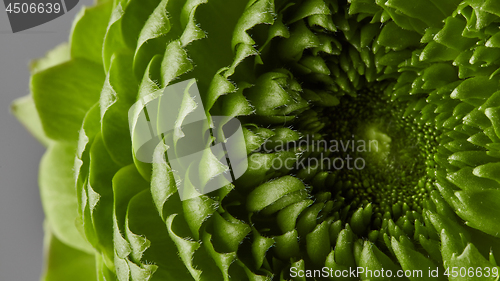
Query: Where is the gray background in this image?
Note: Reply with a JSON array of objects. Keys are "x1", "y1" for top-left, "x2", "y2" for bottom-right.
[{"x1": 0, "y1": 0, "x2": 93, "y2": 279}]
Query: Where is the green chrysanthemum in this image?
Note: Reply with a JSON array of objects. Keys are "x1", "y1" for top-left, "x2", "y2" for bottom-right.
[{"x1": 11, "y1": 0, "x2": 500, "y2": 280}]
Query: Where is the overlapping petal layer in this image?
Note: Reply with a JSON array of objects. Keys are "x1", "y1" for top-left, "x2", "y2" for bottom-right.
[{"x1": 11, "y1": 0, "x2": 500, "y2": 280}]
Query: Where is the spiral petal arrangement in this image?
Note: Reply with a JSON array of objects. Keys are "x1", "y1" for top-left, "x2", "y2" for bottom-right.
[{"x1": 11, "y1": 0, "x2": 500, "y2": 280}]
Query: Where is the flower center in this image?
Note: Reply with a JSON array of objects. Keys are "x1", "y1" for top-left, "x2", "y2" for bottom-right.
[{"x1": 308, "y1": 87, "x2": 439, "y2": 230}]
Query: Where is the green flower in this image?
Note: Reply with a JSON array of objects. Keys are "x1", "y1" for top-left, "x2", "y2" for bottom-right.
[{"x1": 11, "y1": 0, "x2": 500, "y2": 280}]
